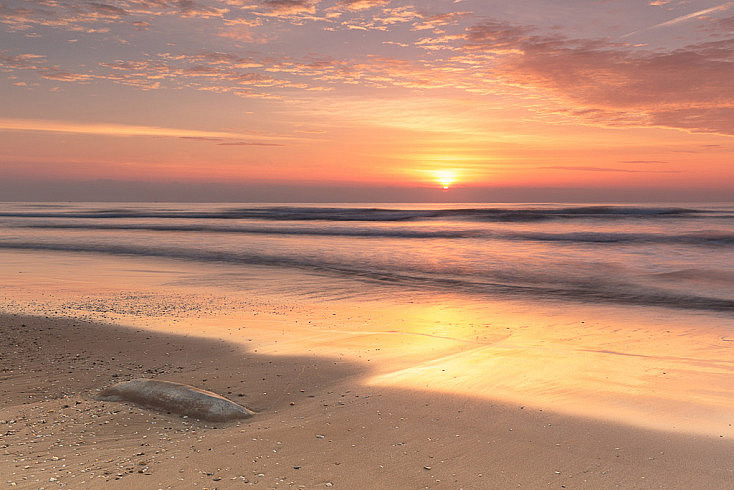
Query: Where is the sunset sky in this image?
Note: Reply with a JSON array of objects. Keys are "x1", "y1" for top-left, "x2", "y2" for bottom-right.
[{"x1": 1, "y1": 0, "x2": 733, "y2": 201}]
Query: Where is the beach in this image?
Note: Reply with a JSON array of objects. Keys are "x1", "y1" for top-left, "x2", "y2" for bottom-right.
[
  {"x1": 1, "y1": 203, "x2": 734, "y2": 488},
  {"x1": 3, "y1": 313, "x2": 733, "y2": 489},
  {"x1": 2, "y1": 0, "x2": 733, "y2": 483}
]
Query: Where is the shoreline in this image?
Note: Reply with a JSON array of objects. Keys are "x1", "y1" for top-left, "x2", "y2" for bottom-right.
[{"x1": 2, "y1": 313, "x2": 732, "y2": 488}]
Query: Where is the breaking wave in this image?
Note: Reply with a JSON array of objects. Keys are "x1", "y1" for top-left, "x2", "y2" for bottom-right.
[
  {"x1": 1, "y1": 241, "x2": 734, "y2": 312},
  {"x1": 0, "y1": 205, "x2": 717, "y2": 222}
]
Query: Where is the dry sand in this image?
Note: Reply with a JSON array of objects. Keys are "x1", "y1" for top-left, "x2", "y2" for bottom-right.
[{"x1": 2, "y1": 313, "x2": 732, "y2": 489}]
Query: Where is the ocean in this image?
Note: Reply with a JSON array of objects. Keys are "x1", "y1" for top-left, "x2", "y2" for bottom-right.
[{"x1": 2, "y1": 202, "x2": 734, "y2": 312}]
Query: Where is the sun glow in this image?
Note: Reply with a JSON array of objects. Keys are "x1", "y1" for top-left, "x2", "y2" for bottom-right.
[{"x1": 434, "y1": 170, "x2": 458, "y2": 189}]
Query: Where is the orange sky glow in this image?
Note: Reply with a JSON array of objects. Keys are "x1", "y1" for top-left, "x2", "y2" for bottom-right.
[{"x1": 1, "y1": 0, "x2": 733, "y2": 201}]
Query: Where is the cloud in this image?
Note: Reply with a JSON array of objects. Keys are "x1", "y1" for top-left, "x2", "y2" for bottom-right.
[
  {"x1": 85, "y1": 3, "x2": 129, "y2": 17},
  {"x1": 218, "y1": 141, "x2": 285, "y2": 146},
  {"x1": 3, "y1": 3, "x2": 731, "y2": 139},
  {"x1": 179, "y1": 136, "x2": 224, "y2": 141},
  {"x1": 126, "y1": 0, "x2": 229, "y2": 18},
  {"x1": 0, "y1": 53, "x2": 45, "y2": 69},
  {"x1": 0, "y1": 117, "x2": 290, "y2": 142},
  {"x1": 374, "y1": 6, "x2": 420, "y2": 25},
  {"x1": 89, "y1": 47, "x2": 464, "y2": 97},
  {"x1": 650, "y1": 107, "x2": 734, "y2": 135},
  {"x1": 540, "y1": 166, "x2": 681, "y2": 173},
  {"x1": 261, "y1": 0, "x2": 319, "y2": 15},
  {"x1": 463, "y1": 20, "x2": 533, "y2": 50},
  {"x1": 94, "y1": 50, "x2": 314, "y2": 96},
  {"x1": 131, "y1": 20, "x2": 150, "y2": 30},
  {"x1": 412, "y1": 11, "x2": 471, "y2": 31},
  {"x1": 335, "y1": 0, "x2": 390, "y2": 11},
  {"x1": 1, "y1": 51, "x2": 99, "y2": 83},
  {"x1": 709, "y1": 14, "x2": 734, "y2": 34},
  {"x1": 461, "y1": 21, "x2": 734, "y2": 136},
  {"x1": 39, "y1": 69, "x2": 94, "y2": 82},
  {"x1": 0, "y1": 0, "x2": 228, "y2": 33},
  {"x1": 623, "y1": 2, "x2": 734, "y2": 38}
]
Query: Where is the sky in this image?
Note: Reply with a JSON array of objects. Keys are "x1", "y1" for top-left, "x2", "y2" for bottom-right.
[{"x1": 1, "y1": 0, "x2": 733, "y2": 202}]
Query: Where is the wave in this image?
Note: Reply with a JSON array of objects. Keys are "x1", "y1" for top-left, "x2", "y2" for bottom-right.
[
  {"x1": 14, "y1": 222, "x2": 734, "y2": 246},
  {"x1": 14, "y1": 222, "x2": 478, "y2": 239},
  {"x1": 0, "y1": 205, "x2": 715, "y2": 222},
  {"x1": 503, "y1": 230, "x2": 734, "y2": 246},
  {"x1": 1, "y1": 241, "x2": 733, "y2": 313}
]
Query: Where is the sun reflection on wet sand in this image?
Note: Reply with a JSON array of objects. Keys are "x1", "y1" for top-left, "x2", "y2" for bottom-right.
[{"x1": 250, "y1": 299, "x2": 734, "y2": 436}]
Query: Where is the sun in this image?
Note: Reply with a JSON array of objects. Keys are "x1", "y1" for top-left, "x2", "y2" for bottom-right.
[{"x1": 434, "y1": 170, "x2": 457, "y2": 190}]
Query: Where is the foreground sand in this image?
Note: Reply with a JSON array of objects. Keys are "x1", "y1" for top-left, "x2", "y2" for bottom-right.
[{"x1": 1, "y1": 313, "x2": 732, "y2": 489}]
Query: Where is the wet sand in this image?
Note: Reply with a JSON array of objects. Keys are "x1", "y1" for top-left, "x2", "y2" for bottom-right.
[{"x1": 2, "y1": 313, "x2": 732, "y2": 488}]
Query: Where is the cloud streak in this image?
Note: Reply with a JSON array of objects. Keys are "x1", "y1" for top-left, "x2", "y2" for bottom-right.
[
  {"x1": 540, "y1": 166, "x2": 681, "y2": 174},
  {"x1": 0, "y1": 118, "x2": 289, "y2": 141},
  {"x1": 622, "y1": 2, "x2": 734, "y2": 38}
]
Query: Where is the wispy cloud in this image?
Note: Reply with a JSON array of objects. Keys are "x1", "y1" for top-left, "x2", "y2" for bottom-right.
[
  {"x1": 622, "y1": 2, "x2": 734, "y2": 38},
  {"x1": 218, "y1": 141, "x2": 285, "y2": 146},
  {"x1": 540, "y1": 166, "x2": 681, "y2": 173},
  {"x1": 0, "y1": 0, "x2": 233, "y2": 38},
  {"x1": 334, "y1": 0, "x2": 390, "y2": 12},
  {"x1": 0, "y1": 118, "x2": 288, "y2": 141},
  {"x1": 260, "y1": 0, "x2": 319, "y2": 15},
  {"x1": 462, "y1": 20, "x2": 734, "y2": 136}
]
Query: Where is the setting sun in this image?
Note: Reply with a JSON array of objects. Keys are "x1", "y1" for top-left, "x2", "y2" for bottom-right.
[{"x1": 434, "y1": 170, "x2": 458, "y2": 189}]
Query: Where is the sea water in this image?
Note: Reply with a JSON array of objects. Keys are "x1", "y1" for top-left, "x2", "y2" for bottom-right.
[{"x1": 2, "y1": 202, "x2": 734, "y2": 311}]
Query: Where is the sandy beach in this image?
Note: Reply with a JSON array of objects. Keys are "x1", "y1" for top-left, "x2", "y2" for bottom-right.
[{"x1": 2, "y1": 312, "x2": 732, "y2": 489}]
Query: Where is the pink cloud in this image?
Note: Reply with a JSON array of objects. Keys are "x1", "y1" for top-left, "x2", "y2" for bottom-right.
[
  {"x1": 261, "y1": 0, "x2": 319, "y2": 15},
  {"x1": 462, "y1": 21, "x2": 734, "y2": 135},
  {"x1": 412, "y1": 11, "x2": 471, "y2": 31},
  {"x1": 709, "y1": 14, "x2": 734, "y2": 34},
  {"x1": 131, "y1": 20, "x2": 150, "y2": 30},
  {"x1": 0, "y1": 0, "x2": 228, "y2": 32},
  {"x1": 0, "y1": 53, "x2": 46, "y2": 69},
  {"x1": 83, "y1": 3, "x2": 129, "y2": 17},
  {"x1": 335, "y1": 0, "x2": 390, "y2": 11},
  {"x1": 0, "y1": 52, "x2": 97, "y2": 83},
  {"x1": 39, "y1": 69, "x2": 94, "y2": 82},
  {"x1": 651, "y1": 107, "x2": 734, "y2": 135},
  {"x1": 540, "y1": 166, "x2": 681, "y2": 173},
  {"x1": 218, "y1": 141, "x2": 284, "y2": 146}
]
